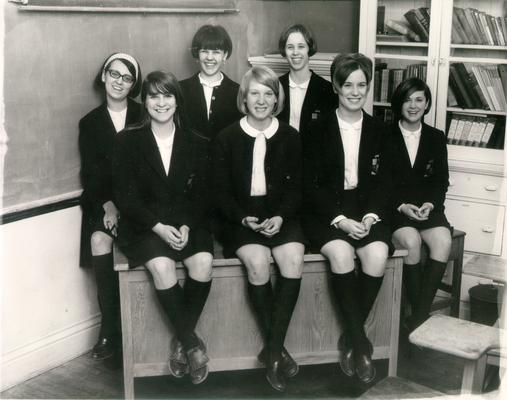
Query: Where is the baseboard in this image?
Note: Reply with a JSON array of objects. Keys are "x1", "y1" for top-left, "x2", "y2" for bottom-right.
[{"x1": 0, "y1": 314, "x2": 101, "y2": 391}]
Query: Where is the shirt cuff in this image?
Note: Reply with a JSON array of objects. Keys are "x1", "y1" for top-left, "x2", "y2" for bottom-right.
[
  {"x1": 423, "y1": 202, "x2": 434, "y2": 210},
  {"x1": 397, "y1": 204, "x2": 405, "y2": 213},
  {"x1": 330, "y1": 215, "x2": 346, "y2": 228},
  {"x1": 362, "y1": 213, "x2": 380, "y2": 224}
]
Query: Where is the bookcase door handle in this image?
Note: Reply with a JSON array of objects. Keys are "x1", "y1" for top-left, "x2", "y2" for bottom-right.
[
  {"x1": 431, "y1": 57, "x2": 437, "y2": 66},
  {"x1": 484, "y1": 185, "x2": 498, "y2": 192},
  {"x1": 482, "y1": 226, "x2": 494, "y2": 233},
  {"x1": 438, "y1": 58, "x2": 446, "y2": 66},
  {"x1": 449, "y1": 179, "x2": 455, "y2": 186}
]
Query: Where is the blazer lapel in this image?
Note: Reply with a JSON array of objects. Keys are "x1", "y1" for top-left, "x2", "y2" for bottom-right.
[
  {"x1": 166, "y1": 128, "x2": 188, "y2": 191},
  {"x1": 412, "y1": 126, "x2": 429, "y2": 173},
  {"x1": 142, "y1": 128, "x2": 167, "y2": 181},
  {"x1": 395, "y1": 125, "x2": 414, "y2": 170},
  {"x1": 330, "y1": 114, "x2": 345, "y2": 187},
  {"x1": 358, "y1": 114, "x2": 372, "y2": 183}
]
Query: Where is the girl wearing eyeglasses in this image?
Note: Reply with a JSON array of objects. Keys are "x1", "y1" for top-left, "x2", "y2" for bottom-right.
[
  {"x1": 113, "y1": 71, "x2": 213, "y2": 385},
  {"x1": 214, "y1": 66, "x2": 305, "y2": 392},
  {"x1": 79, "y1": 52, "x2": 142, "y2": 367}
]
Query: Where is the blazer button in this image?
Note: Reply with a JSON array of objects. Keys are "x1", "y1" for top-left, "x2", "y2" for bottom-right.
[{"x1": 212, "y1": 96, "x2": 216, "y2": 100}]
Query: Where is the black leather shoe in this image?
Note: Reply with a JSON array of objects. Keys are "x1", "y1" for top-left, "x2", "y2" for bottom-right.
[
  {"x1": 266, "y1": 360, "x2": 286, "y2": 392},
  {"x1": 186, "y1": 337, "x2": 209, "y2": 385},
  {"x1": 337, "y1": 332, "x2": 355, "y2": 377},
  {"x1": 103, "y1": 347, "x2": 123, "y2": 370},
  {"x1": 168, "y1": 338, "x2": 188, "y2": 378},
  {"x1": 258, "y1": 347, "x2": 299, "y2": 378},
  {"x1": 354, "y1": 341, "x2": 375, "y2": 384},
  {"x1": 91, "y1": 337, "x2": 114, "y2": 360}
]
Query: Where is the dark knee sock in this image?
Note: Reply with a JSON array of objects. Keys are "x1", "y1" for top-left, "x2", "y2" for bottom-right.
[
  {"x1": 331, "y1": 272, "x2": 369, "y2": 355},
  {"x1": 247, "y1": 282, "x2": 273, "y2": 342},
  {"x1": 359, "y1": 271, "x2": 384, "y2": 324},
  {"x1": 402, "y1": 262, "x2": 422, "y2": 316},
  {"x1": 268, "y1": 277, "x2": 301, "y2": 361},
  {"x1": 184, "y1": 277, "x2": 212, "y2": 332},
  {"x1": 93, "y1": 253, "x2": 120, "y2": 340},
  {"x1": 416, "y1": 258, "x2": 447, "y2": 324},
  {"x1": 156, "y1": 284, "x2": 198, "y2": 350}
]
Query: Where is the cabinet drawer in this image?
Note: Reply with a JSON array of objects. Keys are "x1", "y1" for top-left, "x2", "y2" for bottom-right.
[
  {"x1": 448, "y1": 171, "x2": 506, "y2": 202},
  {"x1": 445, "y1": 200, "x2": 504, "y2": 256}
]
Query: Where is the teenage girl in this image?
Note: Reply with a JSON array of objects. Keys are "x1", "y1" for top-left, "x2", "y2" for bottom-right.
[{"x1": 79, "y1": 52, "x2": 142, "y2": 365}]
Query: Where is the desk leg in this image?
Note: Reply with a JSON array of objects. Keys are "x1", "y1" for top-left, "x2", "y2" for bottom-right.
[
  {"x1": 119, "y1": 272, "x2": 135, "y2": 400},
  {"x1": 450, "y1": 235, "x2": 464, "y2": 318},
  {"x1": 388, "y1": 258, "x2": 403, "y2": 377},
  {"x1": 461, "y1": 355, "x2": 487, "y2": 394}
]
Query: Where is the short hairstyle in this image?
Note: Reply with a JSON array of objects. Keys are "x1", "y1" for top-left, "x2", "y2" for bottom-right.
[
  {"x1": 138, "y1": 71, "x2": 187, "y2": 130},
  {"x1": 390, "y1": 77, "x2": 432, "y2": 120},
  {"x1": 93, "y1": 53, "x2": 142, "y2": 98},
  {"x1": 330, "y1": 53, "x2": 372, "y2": 89},
  {"x1": 278, "y1": 24, "x2": 317, "y2": 58},
  {"x1": 237, "y1": 66, "x2": 285, "y2": 116},
  {"x1": 190, "y1": 25, "x2": 233, "y2": 58}
]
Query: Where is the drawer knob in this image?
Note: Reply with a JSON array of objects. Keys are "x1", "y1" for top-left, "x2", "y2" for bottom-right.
[
  {"x1": 484, "y1": 185, "x2": 498, "y2": 192},
  {"x1": 482, "y1": 226, "x2": 494, "y2": 233}
]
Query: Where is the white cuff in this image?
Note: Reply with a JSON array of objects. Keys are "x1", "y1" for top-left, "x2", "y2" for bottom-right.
[
  {"x1": 362, "y1": 213, "x2": 380, "y2": 224},
  {"x1": 397, "y1": 204, "x2": 405, "y2": 213},
  {"x1": 330, "y1": 215, "x2": 346, "y2": 228}
]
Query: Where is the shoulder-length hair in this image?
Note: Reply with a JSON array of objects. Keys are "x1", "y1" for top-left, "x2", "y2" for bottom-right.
[
  {"x1": 190, "y1": 24, "x2": 233, "y2": 58},
  {"x1": 330, "y1": 53, "x2": 372, "y2": 90},
  {"x1": 391, "y1": 77, "x2": 432, "y2": 121},
  {"x1": 278, "y1": 24, "x2": 317, "y2": 58},
  {"x1": 236, "y1": 66, "x2": 285, "y2": 116},
  {"x1": 93, "y1": 52, "x2": 142, "y2": 98}
]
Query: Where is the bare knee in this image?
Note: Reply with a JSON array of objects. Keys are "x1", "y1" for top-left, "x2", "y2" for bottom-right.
[
  {"x1": 244, "y1": 257, "x2": 271, "y2": 285},
  {"x1": 278, "y1": 253, "x2": 304, "y2": 279},
  {"x1": 145, "y1": 258, "x2": 177, "y2": 289},
  {"x1": 186, "y1": 253, "x2": 213, "y2": 282},
  {"x1": 323, "y1": 247, "x2": 355, "y2": 274},
  {"x1": 358, "y1": 243, "x2": 388, "y2": 277},
  {"x1": 90, "y1": 231, "x2": 113, "y2": 255},
  {"x1": 426, "y1": 230, "x2": 452, "y2": 262}
]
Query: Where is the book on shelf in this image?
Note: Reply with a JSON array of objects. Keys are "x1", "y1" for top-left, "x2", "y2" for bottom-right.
[
  {"x1": 455, "y1": 7, "x2": 474, "y2": 44},
  {"x1": 493, "y1": 17, "x2": 505, "y2": 46},
  {"x1": 486, "y1": 15, "x2": 500, "y2": 45},
  {"x1": 479, "y1": 11, "x2": 495, "y2": 45},
  {"x1": 500, "y1": 17, "x2": 507, "y2": 46},
  {"x1": 454, "y1": 63, "x2": 484, "y2": 109},
  {"x1": 452, "y1": 7, "x2": 507, "y2": 45},
  {"x1": 377, "y1": 5, "x2": 386, "y2": 34},
  {"x1": 376, "y1": 34, "x2": 409, "y2": 42},
  {"x1": 446, "y1": 117, "x2": 459, "y2": 143},
  {"x1": 458, "y1": 116, "x2": 474, "y2": 145},
  {"x1": 373, "y1": 63, "x2": 427, "y2": 103},
  {"x1": 403, "y1": 9, "x2": 429, "y2": 42},
  {"x1": 447, "y1": 114, "x2": 503, "y2": 148},
  {"x1": 385, "y1": 20, "x2": 421, "y2": 42},
  {"x1": 463, "y1": 8, "x2": 482, "y2": 44},
  {"x1": 449, "y1": 64, "x2": 475, "y2": 109},
  {"x1": 499, "y1": 65, "x2": 507, "y2": 104},
  {"x1": 451, "y1": 8, "x2": 467, "y2": 44}
]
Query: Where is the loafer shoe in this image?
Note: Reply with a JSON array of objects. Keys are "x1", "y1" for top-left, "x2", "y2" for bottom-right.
[
  {"x1": 337, "y1": 332, "x2": 355, "y2": 377},
  {"x1": 258, "y1": 347, "x2": 299, "y2": 378},
  {"x1": 168, "y1": 338, "x2": 188, "y2": 378},
  {"x1": 91, "y1": 337, "x2": 114, "y2": 360},
  {"x1": 187, "y1": 342, "x2": 210, "y2": 385},
  {"x1": 355, "y1": 353, "x2": 376, "y2": 384},
  {"x1": 266, "y1": 360, "x2": 286, "y2": 392}
]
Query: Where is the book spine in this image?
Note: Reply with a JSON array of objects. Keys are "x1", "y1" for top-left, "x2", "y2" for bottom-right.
[
  {"x1": 404, "y1": 10, "x2": 429, "y2": 42},
  {"x1": 471, "y1": 65, "x2": 494, "y2": 109},
  {"x1": 471, "y1": 9, "x2": 488, "y2": 45},
  {"x1": 480, "y1": 118, "x2": 496, "y2": 147},
  {"x1": 446, "y1": 116, "x2": 459, "y2": 144},
  {"x1": 454, "y1": 62, "x2": 484, "y2": 109},
  {"x1": 449, "y1": 64, "x2": 475, "y2": 109},
  {"x1": 466, "y1": 65, "x2": 490, "y2": 110},
  {"x1": 486, "y1": 15, "x2": 499, "y2": 45},
  {"x1": 463, "y1": 8, "x2": 482, "y2": 44},
  {"x1": 455, "y1": 7, "x2": 474, "y2": 44},
  {"x1": 494, "y1": 17, "x2": 505, "y2": 46},
  {"x1": 458, "y1": 117, "x2": 474, "y2": 145},
  {"x1": 497, "y1": 64, "x2": 507, "y2": 108},
  {"x1": 452, "y1": 8, "x2": 468, "y2": 44},
  {"x1": 479, "y1": 12, "x2": 495, "y2": 45},
  {"x1": 385, "y1": 19, "x2": 421, "y2": 42},
  {"x1": 453, "y1": 116, "x2": 467, "y2": 145}
]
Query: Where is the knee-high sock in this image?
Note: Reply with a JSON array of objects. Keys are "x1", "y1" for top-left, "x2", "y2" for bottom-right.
[
  {"x1": 156, "y1": 284, "x2": 198, "y2": 350},
  {"x1": 359, "y1": 271, "x2": 384, "y2": 324},
  {"x1": 184, "y1": 277, "x2": 212, "y2": 333},
  {"x1": 416, "y1": 258, "x2": 447, "y2": 325},
  {"x1": 93, "y1": 253, "x2": 120, "y2": 340},
  {"x1": 331, "y1": 271, "x2": 369, "y2": 355},
  {"x1": 247, "y1": 282, "x2": 273, "y2": 342},
  {"x1": 402, "y1": 262, "x2": 422, "y2": 316},
  {"x1": 268, "y1": 277, "x2": 301, "y2": 361}
]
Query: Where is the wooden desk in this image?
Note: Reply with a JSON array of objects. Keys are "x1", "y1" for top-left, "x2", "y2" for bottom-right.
[{"x1": 115, "y1": 250, "x2": 407, "y2": 400}]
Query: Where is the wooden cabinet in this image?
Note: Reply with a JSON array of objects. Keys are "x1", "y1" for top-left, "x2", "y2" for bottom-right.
[{"x1": 359, "y1": 0, "x2": 507, "y2": 258}]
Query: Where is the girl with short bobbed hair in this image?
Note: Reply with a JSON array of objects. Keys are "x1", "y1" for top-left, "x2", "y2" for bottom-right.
[
  {"x1": 302, "y1": 53, "x2": 391, "y2": 385},
  {"x1": 113, "y1": 71, "x2": 214, "y2": 385},
  {"x1": 79, "y1": 52, "x2": 142, "y2": 367},
  {"x1": 276, "y1": 24, "x2": 336, "y2": 139},
  {"x1": 180, "y1": 24, "x2": 241, "y2": 141},
  {"x1": 388, "y1": 77, "x2": 451, "y2": 334},
  {"x1": 214, "y1": 65, "x2": 305, "y2": 392}
]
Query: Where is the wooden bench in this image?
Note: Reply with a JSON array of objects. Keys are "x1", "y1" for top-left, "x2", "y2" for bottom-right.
[
  {"x1": 114, "y1": 248, "x2": 407, "y2": 399},
  {"x1": 409, "y1": 314, "x2": 503, "y2": 395}
]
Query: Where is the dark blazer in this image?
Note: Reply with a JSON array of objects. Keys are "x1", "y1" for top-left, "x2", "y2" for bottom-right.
[
  {"x1": 303, "y1": 110, "x2": 390, "y2": 223},
  {"x1": 278, "y1": 70, "x2": 336, "y2": 138},
  {"x1": 388, "y1": 122, "x2": 449, "y2": 212},
  {"x1": 79, "y1": 98, "x2": 142, "y2": 216},
  {"x1": 179, "y1": 73, "x2": 242, "y2": 141},
  {"x1": 113, "y1": 125, "x2": 211, "y2": 247},
  {"x1": 214, "y1": 120, "x2": 302, "y2": 224}
]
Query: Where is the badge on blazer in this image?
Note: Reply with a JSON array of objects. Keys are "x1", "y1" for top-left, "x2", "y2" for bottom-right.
[
  {"x1": 185, "y1": 173, "x2": 195, "y2": 193},
  {"x1": 424, "y1": 159, "x2": 434, "y2": 177},
  {"x1": 311, "y1": 110, "x2": 321, "y2": 120},
  {"x1": 371, "y1": 154, "x2": 380, "y2": 175}
]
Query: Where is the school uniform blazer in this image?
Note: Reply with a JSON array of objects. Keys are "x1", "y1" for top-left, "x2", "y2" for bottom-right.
[
  {"x1": 278, "y1": 70, "x2": 336, "y2": 137},
  {"x1": 388, "y1": 122, "x2": 449, "y2": 212},
  {"x1": 112, "y1": 125, "x2": 211, "y2": 247},
  {"x1": 79, "y1": 98, "x2": 142, "y2": 216},
  {"x1": 179, "y1": 73, "x2": 242, "y2": 141},
  {"x1": 303, "y1": 110, "x2": 390, "y2": 224},
  {"x1": 214, "y1": 120, "x2": 302, "y2": 225}
]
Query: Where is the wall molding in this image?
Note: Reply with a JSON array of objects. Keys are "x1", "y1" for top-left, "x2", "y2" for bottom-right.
[{"x1": 1, "y1": 314, "x2": 100, "y2": 391}]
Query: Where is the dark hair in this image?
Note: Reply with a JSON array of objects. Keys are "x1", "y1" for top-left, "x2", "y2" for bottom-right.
[
  {"x1": 190, "y1": 25, "x2": 233, "y2": 59},
  {"x1": 330, "y1": 53, "x2": 372, "y2": 89},
  {"x1": 391, "y1": 77, "x2": 432, "y2": 121},
  {"x1": 93, "y1": 53, "x2": 142, "y2": 98},
  {"x1": 136, "y1": 71, "x2": 187, "y2": 130},
  {"x1": 278, "y1": 24, "x2": 317, "y2": 58}
]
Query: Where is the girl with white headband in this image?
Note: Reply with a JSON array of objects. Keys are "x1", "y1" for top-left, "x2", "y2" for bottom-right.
[
  {"x1": 78, "y1": 52, "x2": 142, "y2": 369},
  {"x1": 213, "y1": 66, "x2": 305, "y2": 392}
]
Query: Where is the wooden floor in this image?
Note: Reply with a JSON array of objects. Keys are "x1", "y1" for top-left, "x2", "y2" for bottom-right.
[{"x1": 3, "y1": 335, "x2": 497, "y2": 400}]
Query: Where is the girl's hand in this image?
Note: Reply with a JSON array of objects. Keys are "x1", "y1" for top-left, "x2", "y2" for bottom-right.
[
  {"x1": 400, "y1": 203, "x2": 426, "y2": 221},
  {"x1": 361, "y1": 216, "x2": 375, "y2": 235},
  {"x1": 153, "y1": 223, "x2": 185, "y2": 249},
  {"x1": 259, "y1": 216, "x2": 283, "y2": 237},
  {"x1": 177, "y1": 225, "x2": 190, "y2": 250},
  {"x1": 242, "y1": 216, "x2": 265, "y2": 232},
  {"x1": 417, "y1": 203, "x2": 433, "y2": 219},
  {"x1": 338, "y1": 218, "x2": 368, "y2": 240},
  {"x1": 103, "y1": 201, "x2": 119, "y2": 237}
]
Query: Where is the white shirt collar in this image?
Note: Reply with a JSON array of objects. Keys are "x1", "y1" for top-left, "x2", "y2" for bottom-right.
[
  {"x1": 399, "y1": 120, "x2": 422, "y2": 139},
  {"x1": 289, "y1": 75, "x2": 310, "y2": 89},
  {"x1": 336, "y1": 110, "x2": 363, "y2": 131},
  {"x1": 240, "y1": 116, "x2": 279, "y2": 139},
  {"x1": 152, "y1": 125, "x2": 176, "y2": 147},
  {"x1": 198, "y1": 72, "x2": 224, "y2": 88}
]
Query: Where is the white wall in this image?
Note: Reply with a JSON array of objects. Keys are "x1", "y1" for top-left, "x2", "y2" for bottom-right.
[{"x1": 0, "y1": 206, "x2": 100, "y2": 390}]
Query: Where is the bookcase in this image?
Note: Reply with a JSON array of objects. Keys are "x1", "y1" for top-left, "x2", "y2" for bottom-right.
[{"x1": 359, "y1": 0, "x2": 507, "y2": 258}]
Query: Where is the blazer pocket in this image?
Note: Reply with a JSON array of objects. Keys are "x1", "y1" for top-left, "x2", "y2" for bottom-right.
[{"x1": 371, "y1": 154, "x2": 380, "y2": 175}]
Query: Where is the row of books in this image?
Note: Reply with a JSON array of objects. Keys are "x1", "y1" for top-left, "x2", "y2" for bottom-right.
[
  {"x1": 446, "y1": 114, "x2": 504, "y2": 149},
  {"x1": 448, "y1": 63, "x2": 507, "y2": 111},
  {"x1": 452, "y1": 7, "x2": 507, "y2": 46},
  {"x1": 377, "y1": 7, "x2": 430, "y2": 42},
  {"x1": 374, "y1": 63, "x2": 427, "y2": 103}
]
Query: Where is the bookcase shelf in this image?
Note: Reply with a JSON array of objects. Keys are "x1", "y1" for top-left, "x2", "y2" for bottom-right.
[{"x1": 359, "y1": 0, "x2": 507, "y2": 258}]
